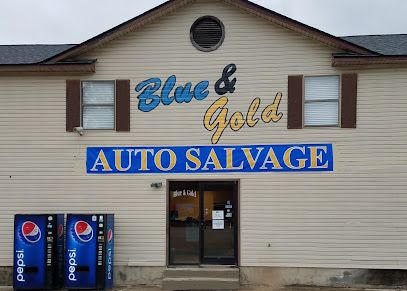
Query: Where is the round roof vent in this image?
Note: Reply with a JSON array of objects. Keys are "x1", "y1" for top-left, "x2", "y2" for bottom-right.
[{"x1": 190, "y1": 16, "x2": 225, "y2": 52}]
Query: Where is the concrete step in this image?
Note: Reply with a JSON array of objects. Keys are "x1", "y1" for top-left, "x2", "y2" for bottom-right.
[
  {"x1": 164, "y1": 267, "x2": 239, "y2": 279},
  {"x1": 162, "y1": 277, "x2": 239, "y2": 290}
]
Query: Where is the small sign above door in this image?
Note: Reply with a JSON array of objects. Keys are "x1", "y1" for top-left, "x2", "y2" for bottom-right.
[{"x1": 172, "y1": 190, "x2": 197, "y2": 198}]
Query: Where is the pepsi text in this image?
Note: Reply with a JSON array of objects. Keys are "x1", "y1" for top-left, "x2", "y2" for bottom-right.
[
  {"x1": 68, "y1": 249, "x2": 77, "y2": 281},
  {"x1": 15, "y1": 250, "x2": 25, "y2": 282}
]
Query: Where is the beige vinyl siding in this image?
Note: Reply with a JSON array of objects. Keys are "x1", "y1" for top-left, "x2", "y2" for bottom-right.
[{"x1": 0, "y1": 0, "x2": 407, "y2": 269}]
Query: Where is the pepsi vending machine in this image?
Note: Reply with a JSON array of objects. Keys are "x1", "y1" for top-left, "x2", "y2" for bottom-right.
[
  {"x1": 13, "y1": 214, "x2": 64, "y2": 290},
  {"x1": 65, "y1": 214, "x2": 114, "y2": 289}
]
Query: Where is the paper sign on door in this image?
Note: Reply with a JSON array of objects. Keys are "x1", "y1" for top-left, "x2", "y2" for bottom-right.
[
  {"x1": 212, "y1": 210, "x2": 224, "y2": 220},
  {"x1": 212, "y1": 220, "x2": 224, "y2": 230}
]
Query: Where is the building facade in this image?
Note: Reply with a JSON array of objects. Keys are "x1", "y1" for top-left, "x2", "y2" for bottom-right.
[{"x1": 1, "y1": 0, "x2": 407, "y2": 288}]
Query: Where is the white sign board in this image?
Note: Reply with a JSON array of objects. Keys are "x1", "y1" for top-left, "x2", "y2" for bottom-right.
[
  {"x1": 212, "y1": 210, "x2": 224, "y2": 220},
  {"x1": 212, "y1": 220, "x2": 224, "y2": 230}
]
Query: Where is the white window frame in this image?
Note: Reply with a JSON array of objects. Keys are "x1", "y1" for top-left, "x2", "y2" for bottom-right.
[
  {"x1": 303, "y1": 75, "x2": 341, "y2": 128},
  {"x1": 81, "y1": 80, "x2": 116, "y2": 130}
]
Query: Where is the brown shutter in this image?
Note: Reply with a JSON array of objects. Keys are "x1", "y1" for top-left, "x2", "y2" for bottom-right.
[
  {"x1": 115, "y1": 80, "x2": 130, "y2": 132},
  {"x1": 341, "y1": 73, "x2": 357, "y2": 128},
  {"x1": 66, "y1": 80, "x2": 81, "y2": 132},
  {"x1": 287, "y1": 75, "x2": 303, "y2": 129}
]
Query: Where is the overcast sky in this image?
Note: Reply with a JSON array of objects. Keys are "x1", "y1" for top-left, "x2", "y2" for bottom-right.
[{"x1": 0, "y1": 0, "x2": 406, "y2": 45}]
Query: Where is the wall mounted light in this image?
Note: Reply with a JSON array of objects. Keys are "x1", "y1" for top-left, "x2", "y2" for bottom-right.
[
  {"x1": 73, "y1": 126, "x2": 84, "y2": 136},
  {"x1": 150, "y1": 182, "x2": 163, "y2": 189}
]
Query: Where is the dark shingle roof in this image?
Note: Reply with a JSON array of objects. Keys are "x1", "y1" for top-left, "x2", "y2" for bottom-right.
[
  {"x1": 341, "y1": 34, "x2": 407, "y2": 56},
  {"x1": 0, "y1": 44, "x2": 75, "y2": 64},
  {"x1": 0, "y1": 34, "x2": 406, "y2": 65}
]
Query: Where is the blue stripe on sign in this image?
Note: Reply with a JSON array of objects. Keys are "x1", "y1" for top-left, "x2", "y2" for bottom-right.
[{"x1": 86, "y1": 144, "x2": 333, "y2": 174}]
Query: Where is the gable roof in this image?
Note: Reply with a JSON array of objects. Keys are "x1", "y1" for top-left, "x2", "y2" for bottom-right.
[
  {"x1": 341, "y1": 34, "x2": 407, "y2": 56},
  {"x1": 42, "y1": 0, "x2": 376, "y2": 64},
  {"x1": 2, "y1": 35, "x2": 406, "y2": 66},
  {"x1": 1, "y1": 0, "x2": 407, "y2": 70}
]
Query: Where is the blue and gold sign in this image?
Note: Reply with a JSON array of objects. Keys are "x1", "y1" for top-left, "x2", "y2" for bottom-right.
[
  {"x1": 135, "y1": 64, "x2": 284, "y2": 144},
  {"x1": 87, "y1": 144, "x2": 333, "y2": 174}
]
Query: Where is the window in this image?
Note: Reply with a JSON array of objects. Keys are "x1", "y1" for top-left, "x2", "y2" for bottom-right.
[
  {"x1": 304, "y1": 76, "x2": 339, "y2": 126},
  {"x1": 190, "y1": 16, "x2": 225, "y2": 52},
  {"x1": 82, "y1": 81, "x2": 115, "y2": 129}
]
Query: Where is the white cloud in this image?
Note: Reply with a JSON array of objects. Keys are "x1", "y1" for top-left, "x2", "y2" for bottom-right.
[{"x1": 0, "y1": 0, "x2": 406, "y2": 44}]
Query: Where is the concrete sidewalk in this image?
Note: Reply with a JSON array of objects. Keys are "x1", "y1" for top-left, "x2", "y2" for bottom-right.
[{"x1": 1, "y1": 286, "x2": 407, "y2": 291}]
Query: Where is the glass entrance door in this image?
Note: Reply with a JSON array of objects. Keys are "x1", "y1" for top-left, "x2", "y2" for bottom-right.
[
  {"x1": 202, "y1": 182, "x2": 237, "y2": 265},
  {"x1": 169, "y1": 181, "x2": 237, "y2": 265},
  {"x1": 169, "y1": 181, "x2": 200, "y2": 264}
]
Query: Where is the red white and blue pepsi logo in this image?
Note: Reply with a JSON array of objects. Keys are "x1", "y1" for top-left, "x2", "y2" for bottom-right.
[
  {"x1": 74, "y1": 221, "x2": 93, "y2": 243},
  {"x1": 107, "y1": 229, "x2": 113, "y2": 243},
  {"x1": 21, "y1": 221, "x2": 41, "y2": 243},
  {"x1": 58, "y1": 224, "x2": 64, "y2": 239}
]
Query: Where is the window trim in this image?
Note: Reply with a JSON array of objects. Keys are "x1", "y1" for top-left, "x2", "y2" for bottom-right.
[
  {"x1": 302, "y1": 74, "x2": 341, "y2": 128},
  {"x1": 81, "y1": 80, "x2": 116, "y2": 131}
]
